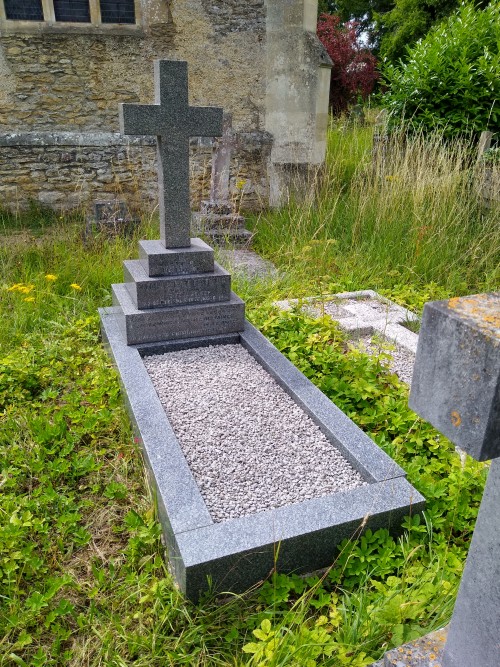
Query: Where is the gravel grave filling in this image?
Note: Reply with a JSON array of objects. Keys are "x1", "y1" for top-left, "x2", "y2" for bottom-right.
[{"x1": 143, "y1": 344, "x2": 367, "y2": 523}]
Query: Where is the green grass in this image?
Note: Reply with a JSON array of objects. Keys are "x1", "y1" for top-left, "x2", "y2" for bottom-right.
[
  {"x1": 249, "y1": 119, "x2": 500, "y2": 306},
  {"x1": 0, "y1": 119, "x2": 497, "y2": 665}
]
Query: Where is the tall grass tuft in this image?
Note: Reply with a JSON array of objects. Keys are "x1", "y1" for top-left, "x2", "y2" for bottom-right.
[{"x1": 251, "y1": 118, "x2": 499, "y2": 302}]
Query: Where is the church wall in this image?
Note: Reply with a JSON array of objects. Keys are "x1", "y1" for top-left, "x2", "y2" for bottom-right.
[{"x1": 0, "y1": 0, "x2": 270, "y2": 212}]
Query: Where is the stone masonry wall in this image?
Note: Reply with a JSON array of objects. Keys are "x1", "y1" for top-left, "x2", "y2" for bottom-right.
[{"x1": 0, "y1": 0, "x2": 268, "y2": 212}]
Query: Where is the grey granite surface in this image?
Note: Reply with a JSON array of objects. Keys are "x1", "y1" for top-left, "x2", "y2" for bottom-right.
[
  {"x1": 112, "y1": 283, "x2": 245, "y2": 345},
  {"x1": 409, "y1": 293, "x2": 500, "y2": 461},
  {"x1": 139, "y1": 238, "x2": 214, "y2": 277},
  {"x1": 100, "y1": 308, "x2": 424, "y2": 600},
  {"x1": 120, "y1": 60, "x2": 223, "y2": 248},
  {"x1": 123, "y1": 260, "x2": 231, "y2": 309}
]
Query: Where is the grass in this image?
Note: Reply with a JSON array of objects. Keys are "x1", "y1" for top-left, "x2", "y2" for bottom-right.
[
  {"x1": 249, "y1": 118, "x2": 500, "y2": 308},
  {"x1": 0, "y1": 117, "x2": 497, "y2": 665}
]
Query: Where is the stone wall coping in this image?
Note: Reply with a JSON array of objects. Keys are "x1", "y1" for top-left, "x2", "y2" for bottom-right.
[{"x1": 0, "y1": 130, "x2": 273, "y2": 148}]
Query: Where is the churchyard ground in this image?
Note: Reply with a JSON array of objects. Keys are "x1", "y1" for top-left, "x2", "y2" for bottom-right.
[{"x1": 0, "y1": 118, "x2": 498, "y2": 666}]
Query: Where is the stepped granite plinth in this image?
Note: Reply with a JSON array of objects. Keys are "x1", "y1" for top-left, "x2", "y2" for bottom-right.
[{"x1": 112, "y1": 237, "x2": 245, "y2": 346}]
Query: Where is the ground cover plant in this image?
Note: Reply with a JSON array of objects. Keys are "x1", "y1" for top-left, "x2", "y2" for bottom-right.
[{"x1": 0, "y1": 118, "x2": 497, "y2": 665}]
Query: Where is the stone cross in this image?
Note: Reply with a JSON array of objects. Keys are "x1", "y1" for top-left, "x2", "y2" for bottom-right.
[
  {"x1": 409, "y1": 292, "x2": 500, "y2": 667},
  {"x1": 119, "y1": 60, "x2": 223, "y2": 249},
  {"x1": 210, "y1": 112, "x2": 233, "y2": 204}
]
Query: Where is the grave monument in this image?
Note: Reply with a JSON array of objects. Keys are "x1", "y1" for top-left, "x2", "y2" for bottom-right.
[
  {"x1": 371, "y1": 292, "x2": 500, "y2": 666},
  {"x1": 100, "y1": 59, "x2": 423, "y2": 600},
  {"x1": 191, "y1": 112, "x2": 253, "y2": 248},
  {"x1": 111, "y1": 60, "x2": 245, "y2": 344}
]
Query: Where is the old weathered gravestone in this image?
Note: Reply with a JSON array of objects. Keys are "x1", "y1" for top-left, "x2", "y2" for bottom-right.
[
  {"x1": 192, "y1": 112, "x2": 252, "y2": 247},
  {"x1": 407, "y1": 293, "x2": 500, "y2": 667},
  {"x1": 100, "y1": 59, "x2": 423, "y2": 601},
  {"x1": 111, "y1": 60, "x2": 245, "y2": 344},
  {"x1": 84, "y1": 199, "x2": 138, "y2": 241}
]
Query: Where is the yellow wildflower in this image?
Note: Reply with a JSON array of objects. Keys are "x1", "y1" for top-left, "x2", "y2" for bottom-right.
[
  {"x1": 24, "y1": 296, "x2": 35, "y2": 303},
  {"x1": 7, "y1": 283, "x2": 24, "y2": 292},
  {"x1": 19, "y1": 285, "x2": 35, "y2": 294},
  {"x1": 45, "y1": 274, "x2": 57, "y2": 281},
  {"x1": 236, "y1": 179, "x2": 246, "y2": 190},
  {"x1": 70, "y1": 283, "x2": 82, "y2": 290}
]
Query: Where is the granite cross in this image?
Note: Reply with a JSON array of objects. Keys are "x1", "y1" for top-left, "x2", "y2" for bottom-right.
[{"x1": 119, "y1": 60, "x2": 223, "y2": 248}]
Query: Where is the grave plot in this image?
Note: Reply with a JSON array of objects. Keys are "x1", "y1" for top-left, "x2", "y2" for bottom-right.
[
  {"x1": 276, "y1": 290, "x2": 420, "y2": 384},
  {"x1": 100, "y1": 59, "x2": 424, "y2": 601}
]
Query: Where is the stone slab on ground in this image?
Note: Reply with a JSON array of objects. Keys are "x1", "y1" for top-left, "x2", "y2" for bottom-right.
[
  {"x1": 275, "y1": 290, "x2": 420, "y2": 384},
  {"x1": 369, "y1": 628, "x2": 447, "y2": 666},
  {"x1": 218, "y1": 249, "x2": 278, "y2": 279},
  {"x1": 275, "y1": 290, "x2": 419, "y2": 355},
  {"x1": 100, "y1": 307, "x2": 424, "y2": 601}
]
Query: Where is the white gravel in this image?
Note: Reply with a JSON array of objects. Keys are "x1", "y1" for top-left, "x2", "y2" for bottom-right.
[
  {"x1": 143, "y1": 344, "x2": 367, "y2": 523},
  {"x1": 351, "y1": 335, "x2": 416, "y2": 385}
]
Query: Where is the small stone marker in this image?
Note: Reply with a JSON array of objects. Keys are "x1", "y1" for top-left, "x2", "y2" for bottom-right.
[
  {"x1": 111, "y1": 59, "x2": 245, "y2": 345},
  {"x1": 408, "y1": 292, "x2": 500, "y2": 667},
  {"x1": 84, "y1": 199, "x2": 138, "y2": 240},
  {"x1": 210, "y1": 111, "x2": 233, "y2": 204},
  {"x1": 119, "y1": 60, "x2": 223, "y2": 249}
]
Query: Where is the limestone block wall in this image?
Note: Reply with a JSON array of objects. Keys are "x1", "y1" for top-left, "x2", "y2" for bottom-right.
[
  {"x1": 265, "y1": 0, "x2": 332, "y2": 205},
  {"x1": 0, "y1": 0, "x2": 269, "y2": 212}
]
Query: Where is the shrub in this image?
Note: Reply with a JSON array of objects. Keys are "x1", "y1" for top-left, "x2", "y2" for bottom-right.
[
  {"x1": 317, "y1": 13, "x2": 378, "y2": 115},
  {"x1": 381, "y1": 1, "x2": 500, "y2": 137}
]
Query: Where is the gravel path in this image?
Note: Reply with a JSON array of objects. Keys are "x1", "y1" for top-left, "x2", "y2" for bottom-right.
[{"x1": 144, "y1": 344, "x2": 366, "y2": 523}]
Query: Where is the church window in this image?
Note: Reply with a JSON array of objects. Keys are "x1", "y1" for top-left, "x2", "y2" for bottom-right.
[
  {"x1": 4, "y1": 0, "x2": 43, "y2": 20},
  {"x1": 1, "y1": 0, "x2": 138, "y2": 25},
  {"x1": 100, "y1": 0, "x2": 135, "y2": 24}
]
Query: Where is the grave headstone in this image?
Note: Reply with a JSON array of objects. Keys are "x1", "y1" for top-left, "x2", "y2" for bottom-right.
[
  {"x1": 100, "y1": 59, "x2": 424, "y2": 601},
  {"x1": 191, "y1": 112, "x2": 252, "y2": 247},
  {"x1": 407, "y1": 292, "x2": 500, "y2": 667},
  {"x1": 84, "y1": 198, "x2": 138, "y2": 240},
  {"x1": 111, "y1": 60, "x2": 245, "y2": 344}
]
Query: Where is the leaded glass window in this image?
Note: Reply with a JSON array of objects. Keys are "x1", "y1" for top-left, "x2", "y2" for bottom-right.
[
  {"x1": 53, "y1": 0, "x2": 91, "y2": 22},
  {"x1": 4, "y1": 0, "x2": 43, "y2": 20},
  {"x1": 100, "y1": 0, "x2": 135, "y2": 24}
]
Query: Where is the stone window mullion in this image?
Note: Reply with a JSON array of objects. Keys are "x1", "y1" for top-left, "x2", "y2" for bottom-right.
[
  {"x1": 41, "y1": 0, "x2": 54, "y2": 21},
  {"x1": 89, "y1": 0, "x2": 100, "y2": 24}
]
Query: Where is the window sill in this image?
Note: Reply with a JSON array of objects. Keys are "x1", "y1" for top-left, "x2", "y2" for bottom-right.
[{"x1": 0, "y1": 20, "x2": 144, "y2": 36}]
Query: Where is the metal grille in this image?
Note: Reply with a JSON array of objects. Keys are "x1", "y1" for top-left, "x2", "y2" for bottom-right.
[
  {"x1": 53, "y1": 0, "x2": 91, "y2": 22},
  {"x1": 99, "y1": 0, "x2": 135, "y2": 24},
  {"x1": 4, "y1": 0, "x2": 44, "y2": 20}
]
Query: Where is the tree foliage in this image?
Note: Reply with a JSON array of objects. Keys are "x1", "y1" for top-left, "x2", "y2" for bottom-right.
[
  {"x1": 376, "y1": 0, "x2": 489, "y2": 63},
  {"x1": 382, "y1": 1, "x2": 500, "y2": 136},
  {"x1": 317, "y1": 14, "x2": 379, "y2": 114}
]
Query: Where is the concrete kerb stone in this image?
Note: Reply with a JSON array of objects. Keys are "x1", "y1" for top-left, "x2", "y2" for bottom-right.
[
  {"x1": 274, "y1": 290, "x2": 420, "y2": 355},
  {"x1": 100, "y1": 307, "x2": 424, "y2": 601}
]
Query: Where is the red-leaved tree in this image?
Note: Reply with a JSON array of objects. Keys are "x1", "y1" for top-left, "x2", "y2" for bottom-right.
[{"x1": 317, "y1": 13, "x2": 378, "y2": 115}]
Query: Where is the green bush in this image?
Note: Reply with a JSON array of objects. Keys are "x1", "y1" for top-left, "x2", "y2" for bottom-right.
[{"x1": 382, "y1": 1, "x2": 500, "y2": 137}]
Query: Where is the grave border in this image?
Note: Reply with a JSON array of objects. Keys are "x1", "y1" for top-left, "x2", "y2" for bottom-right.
[{"x1": 100, "y1": 307, "x2": 424, "y2": 600}]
